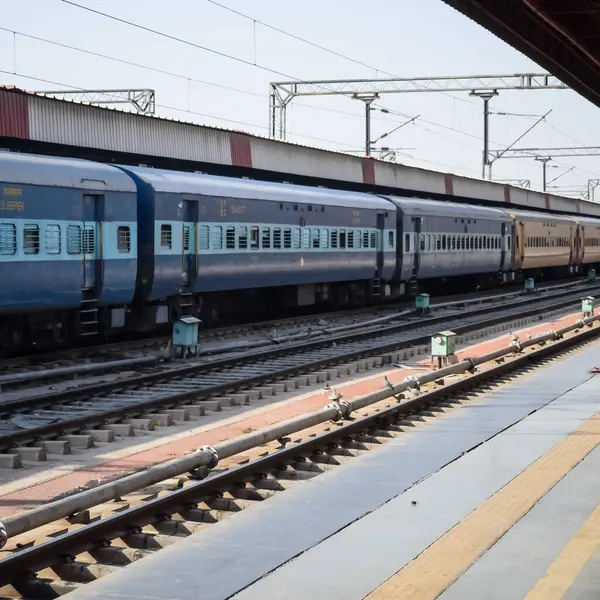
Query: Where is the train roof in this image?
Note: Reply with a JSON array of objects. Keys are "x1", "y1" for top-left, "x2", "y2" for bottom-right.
[
  {"x1": 507, "y1": 208, "x2": 576, "y2": 223},
  {"x1": 0, "y1": 151, "x2": 136, "y2": 192},
  {"x1": 382, "y1": 196, "x2": 509, "y2": 220},
  {"x1": 119, "y1": 165, "x2": 392, "y2": 210},
  {"x1": 569, "y1": 215, "x2": 600, "y2": 226}
]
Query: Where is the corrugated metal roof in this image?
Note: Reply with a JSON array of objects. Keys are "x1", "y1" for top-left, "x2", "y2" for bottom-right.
[
  {"x1": 1, "y1": 86, "x2": 598, "y2": 217},
  {"x1": 0, "y1": 150, "x2": 136, "y2": 191},
  {"x1": 121, "y1": 165, "x2": 392, "y2": 209}
]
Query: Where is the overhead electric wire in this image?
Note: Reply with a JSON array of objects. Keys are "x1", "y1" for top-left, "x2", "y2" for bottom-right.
[{"x1": 205, "y1": 0, "x2": 483, "y2": 108}]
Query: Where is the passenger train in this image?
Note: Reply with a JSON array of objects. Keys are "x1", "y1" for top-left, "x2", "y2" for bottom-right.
[{"x1": 1, "y1": 150, "x2": 599, "y2": 353}]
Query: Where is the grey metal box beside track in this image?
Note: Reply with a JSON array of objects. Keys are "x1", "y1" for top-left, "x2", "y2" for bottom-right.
[{"x1": 65, "y1": 341, "x2": 600, "y2": 600}]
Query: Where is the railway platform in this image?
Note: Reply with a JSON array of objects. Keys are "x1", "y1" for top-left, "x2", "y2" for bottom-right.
[{"x1": 62, "y1": 330, "x2": 600, "y2": 600}]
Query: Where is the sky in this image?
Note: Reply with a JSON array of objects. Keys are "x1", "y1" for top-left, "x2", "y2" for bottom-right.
[{"x1": 1, "y1": 0, "x2": 599, "y2": 198}]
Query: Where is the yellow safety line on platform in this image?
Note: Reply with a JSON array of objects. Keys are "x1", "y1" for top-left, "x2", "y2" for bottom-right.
[
  {"x1": 365, "y1": 412, "x2": 600, "y2": 600},
  {"x1": 524, "y1": 500, "x2": 600, "y2": 599}
]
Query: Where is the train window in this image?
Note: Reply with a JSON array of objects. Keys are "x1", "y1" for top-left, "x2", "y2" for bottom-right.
[
  {"x1": 262, "y1": 227, "x2": 271, "y2": 249},
  {"x1": 321, "y1": 229, "x2": 329, "y2": 249},
  {"x1": 388, "y1": 231, "x2": 394, "y2": 248},
  {"x1": 160, "y1": 224, "x2": 172, "y2": 249},
  {"x1": 226, "y1": 227, "x2": 236, "y2": 250},
  {"x1": 212, "y1": 226, "x2": 223, "y2": 250},
  {"x1": 442, "y1": 235, "x2": 446, "y2": 251},
  {"x1": 67, "y1": 225, "x2": 82, "y2": 255},
  {"x1": 311, "y1": 229, "x2": 320, "y2": 249},
  {"x1": 82, "y1": 226, "x2": 95, "y2": 254},
  {"x1": 199, "y1": 225, "x2": 210, "y2": 250},
  {"x1": 283, "y1": 228, "x2": 292, "y2": 249},
  {"x1": 404, "y1": 233, "x2": 410, "y2": 253},
  {"x1": 45, "y1": 224, "x2": 62, "y2": 255},
  {"x1": 507, "y1": 235, "x2": 511, "y2": 250},
  {"x1": 273, "y1": 228, "x2": 282, "y2": 249},
  {"x1": 340, "y1": 231, "x2": 347, "y2": 249},
  {"x1": 0, "y1": 223, "x2": 16, "y2": 255},
  {"x1": 183, "y1": 226, "x2": 191, "y2": 252},
  {"x1": 117, "y1": 226, "x2": 130, "y2": 254},
  {"x1": 420, "y1": 234, "x2": 425, "y2": 251},
  {"x1": 292, "y1": 228, "x2": 301, "y2": 249},
  {"x1": 250, "y1": 226, "x2": 259, "y2": 250},
  {"x1": 238, "y1": 226, "x2": 248, "y2": 249},
  {"x1": 302, "y1": 228, "x2": 310, "y2": 249},
  {"x1": 370, "y1": 232, "x2": 377, "y2": 248},
  {"x1": 23, "y1": 224, "x2": 40, "y2": 255},
  {"x1": 82, "y1": 227, "x2": 94, "y2": 254},
  {"x1": 347, "y1": 231, "x2": 354, "y2": 249},
  {"x1": 363, "y1": 231, "x2": 370, "y2": 248},
  {"x1": 331, "y1": 230, "x2": 338, "y2": 249}
]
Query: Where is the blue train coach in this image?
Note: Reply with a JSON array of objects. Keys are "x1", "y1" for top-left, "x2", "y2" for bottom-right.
[
  {"x1": 118, "y1": 166, "x2": 399, "y2": 326},
  {"x1": 0, "y1": 152, "x2": 138, "y2": 351},
  {"x1": 386, "y1": 196, "x2": 513, "y2": 290}
]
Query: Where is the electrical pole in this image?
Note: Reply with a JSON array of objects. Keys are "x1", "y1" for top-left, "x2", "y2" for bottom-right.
[
  {"x1": 353, "y1": 93, "x2": 379, "y2": 157},
  {"x1": 535, "y1": 156, "x2": 551, "y2": 191},
  {"x1": 469, "y1": 90, "x2": 499, "y2": 179}
]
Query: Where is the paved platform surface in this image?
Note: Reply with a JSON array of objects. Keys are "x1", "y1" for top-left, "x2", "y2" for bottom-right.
[{"x1": 66, "y1": 336, "x2": 600, "y2": 600}]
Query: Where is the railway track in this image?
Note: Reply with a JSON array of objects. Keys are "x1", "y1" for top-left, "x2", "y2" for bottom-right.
[
  {"x1": 0, "y1": 279, "x2": 587, "y2": 391},
  {"x1": 0, "y1": 306, "x2": 598, "y2": 597},
  {"x1": 0, "y1": 282, "x2": 596, "y2": 467}
]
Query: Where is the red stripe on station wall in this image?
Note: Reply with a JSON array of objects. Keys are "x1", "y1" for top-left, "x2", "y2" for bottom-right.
[
  {"x1": 362, "y1": 158, "x2": 375, "y2": 185},
  {"x1": 504, "y1": 185, "x2": 511, "y2": 204},
  {"x1": 545, "y1": 195, "x2": 550, "y2": 210},
  {"x1": 444, "y1": 174, "x2": 454, "y2": 195},
  {"x1": 229, "y1": 133, "x2": 253, "y2": 168},
  {"x1": 0, "y1": 90, "x2": 29, "y2": 139}
]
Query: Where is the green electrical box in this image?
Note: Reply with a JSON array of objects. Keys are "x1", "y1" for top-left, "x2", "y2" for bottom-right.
[
  {"x1": 415, "y1": 293, "x2": 430, "y2": 311},
  {"x1": 524, "y1": 278, "x2": 535, "y2": 293},
  {"x1": 588, "y1": 269, "x2": 597, "y2": 283},
  {"x1": 582, "y1": 296, "x2": 595, "y2": 315},
  {"x1": 431, "y1": 330, "x2": 457, "y2": 358}
]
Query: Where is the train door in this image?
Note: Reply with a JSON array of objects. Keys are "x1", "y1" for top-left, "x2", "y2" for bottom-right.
[
  {"x1": 500, "y1": 222, "x2": 507, "y2": 270},
  {"x1": 181, "y1": 200, "x2": 198, "y2": 286},
  {"x1": 413, "y1": 217, "x2": 422, "y2": 276},
  {"x1": 375, "y1": 213, "x2": 385, "y2": 278},
  {"x1": 568, "y1": 225, "x2": 574, "y2": 267},
  {"x1": 576, "y1": 224, "x2": 584, "y2": 266},
  {"x1": 516, "y1": 220, "x2": 525, "y2": 269},
  {"x1": 81, "y1": 194, "x2": 102, "y2": 291}
]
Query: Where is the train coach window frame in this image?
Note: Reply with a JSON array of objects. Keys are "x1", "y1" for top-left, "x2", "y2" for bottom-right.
[
  {"x1": 212, "y1": 226, "x2": 223, "y2": 250},
  {"x1": 226, "y1": 226, "x2": 236, "y2": 250},
  {"x1": 404, "y1": 233, "x2": 410, "y2": 253},
  {"x1": 283, "y1": 228, "x2": 292, "y2": 249},
  {"x1": 160, "y1": 224, "x2": 172, "y2": 249},
  {"x1": 23, "y1": 224, "x2": 40, "y2": 255},
  {"x1": 199, "y1": 225, "x2": 210, "y2": 250},
  {"x1": 262, "y1": 227, "x2": 272, "y2": 249},
  {"x1": 0, "y1": 223, "x2": 16, "y2": 255},
  {"x1": 273, "y1": 228, "x2": 282, "y2": 249},
  {"x1": 117, "y1": 226, "x2": 130, "y2": 254},
  {"x1": 250, "y1": 226, "x2": 259, "y2": 250},
  {"x1": 67, "y1": 225, "x2": 82, "y2": 255},
  {"x1": 44, "y1": 224, "x2": 61, "y2": 255},
  {"x1": 238, "y1": 226, "x2": 248, "y2": 249},
  {"x1": 388, "y1": 231, "x2": 394, "y2": 248}
]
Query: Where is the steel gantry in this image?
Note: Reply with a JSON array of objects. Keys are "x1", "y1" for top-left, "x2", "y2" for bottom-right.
[
  {"x1": 489, "y1": 147, "x2": 600, "y2": 193},
  {"x1": 32, "y1": 88, "x2": 156, "y2": 115},
  {"x1": 269, "y1": 73, "x2": 567, "y2": 163}
]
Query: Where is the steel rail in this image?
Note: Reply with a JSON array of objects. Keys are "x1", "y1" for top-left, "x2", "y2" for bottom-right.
[
  {"x1": 0, "y1": 287, "x2": 591, "y2": 454},
  {"x1": 0, "y1": 311, "x2": 597, "y2": 564}
]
